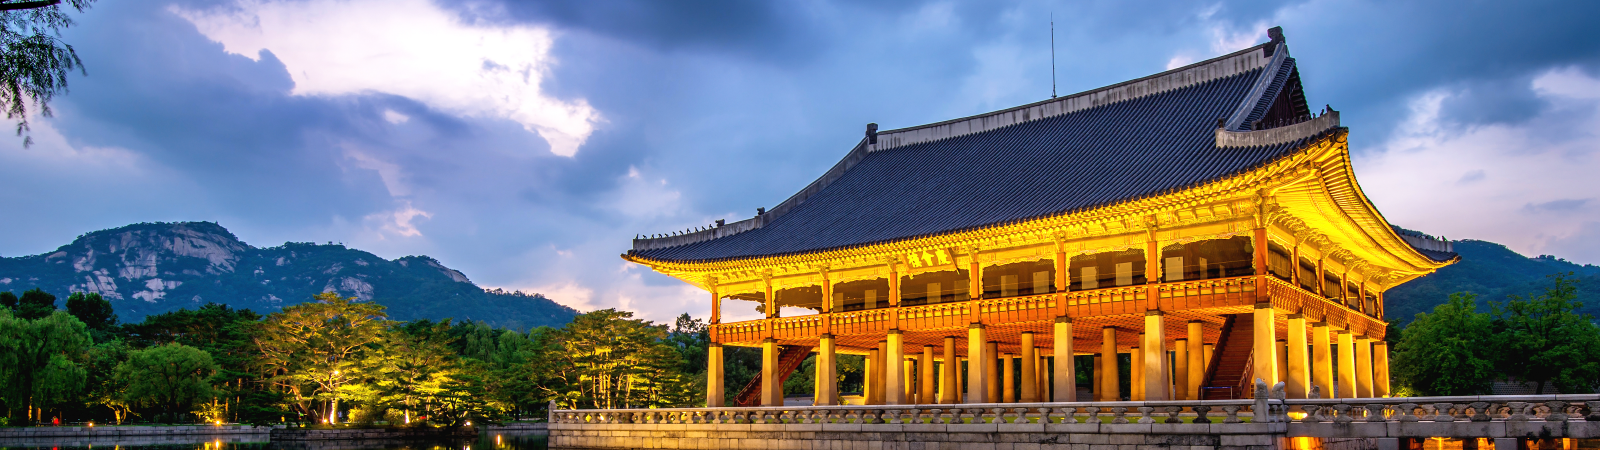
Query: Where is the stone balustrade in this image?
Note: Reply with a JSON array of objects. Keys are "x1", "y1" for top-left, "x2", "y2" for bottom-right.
[{"x1": 548, "y1": 395, "x2": 1600, "y2": 449}]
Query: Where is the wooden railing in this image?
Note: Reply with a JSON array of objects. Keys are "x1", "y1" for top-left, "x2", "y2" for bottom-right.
[{"x1": 713, "y1": 275, "x2": 1377, "y2": 344}]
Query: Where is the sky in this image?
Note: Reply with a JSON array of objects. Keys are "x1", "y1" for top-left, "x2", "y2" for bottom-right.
[{"x1": 1, "y1": 0, "x2": 1597, "y2": 324}]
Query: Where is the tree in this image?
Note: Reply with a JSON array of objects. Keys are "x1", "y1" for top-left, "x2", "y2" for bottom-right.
[
  {"x1": 0, "y1": 0, "x2": 95, "y2": 147},
  {"x1": 65, "y1": 292, "x2": 116, "y2": 341},
  {"x1": 115, "y1": 343, "x2": 218, "y2": 422},
  {"x1": 1492, "y1": 273, "x2": 1600, "y2": 394},
  {"x1": 1391, "y1": 293, "x2": 1496, "y2": 396},
  {"x1": 0, "y1": 291, "x2": 15, "y2": 310},
  {"x1": 254, "y1": 292, "x2": 387, "y2": 424},
  {"x1": 16, "y1": 287, "x2": 55, "y2": 320},
  {"x1": 557, "y1": 309, "x2": 692, "y2": 409},
  {"x1": 365, "y1": 321, "x2": 458, "y2": 425},
  {"x1": 0, "y1": 309, "x2": 90, "y2": 423}
]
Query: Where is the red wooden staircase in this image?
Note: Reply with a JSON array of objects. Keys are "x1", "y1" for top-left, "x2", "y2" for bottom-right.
[
  {"x1": 1200, "y1": 315, "x2": 1255, "y2": 399},
  {"x1": 732, "y1": 345, "x2": 814, "y2": 407}
]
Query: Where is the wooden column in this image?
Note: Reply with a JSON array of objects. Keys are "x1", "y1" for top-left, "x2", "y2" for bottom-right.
[
  {"x1": 1020, "y1": 332, "x2": 1038, "y2": 402},
  {"x1": 1336, "y1": 330, "x2": 1356, "y2": 398},
  {"x1": 940, "y1": 337, "x2": 957, "y2": 403},
  {"x1": 1311, "y1": 322, "x2": 1333, "y2": 397},
  {"x1": 1252, "y1": 302, "x2": 1279, "y2": 385},
  {"x1": 1186, "y1": 321, "x2": 1204, "y2": 400},
  {"x1": 1142, "y1": 312, "x2": 1170, "y2": 400},
  {"x1": 1054, "y1": 245, "x2": 1068, "y2": 316},
  {"x1": 887, "y1": 261, "x2": 900, "y2": 307},
  {"x1": 886, "y1": 331, "x2": 906, "y2": 404},
  {"x1": 1099, "y1": 327, "x2": 1119, "y2": 401},
  {"x1": 707, "y1": 343, "x2": 724, "y2": 407},
  {"x1": 764, "y1": 276, "x2": 777, "y2": 319},
  {"x1": 817, "y1": 334, "x2": 837, "y2": 405},
  {"x1": 1146, "y1": 237, "x2": 1160, "y2": 310},
  {"x1": 819, "y1": 269, "x2": 832, "y2": 314},
  {"x1": 761, "y1": 338, "x2": 780, "y2": 406},
  {"x1": 1355, "y1": 336, "x2": 1373, "y2": 398},
  {"x1": 1373, "y1": 341, "x2": 1391, "y2": 397},
  {"x1": 920, "y1": 345, "x2": 936, "y2": 404},
  {"x1": 966, "y1": 324, "x2": 990, "y2": 403},
  {"x1": 1002, "y1": 353, "x2": 1016, "y2": 403},
  {"x1": 1173, "y1": 338, "x2": 1188, "y2": 401},
  {"x1": 709, "y1": 284, "x2": 721, "y2": 325},
  {"x1": 1286, "y1": 314, "x2": 1310, "y2": 398},
  {"x1": 1052, "y1": 318, "x2": 1075, "y2": 402}
]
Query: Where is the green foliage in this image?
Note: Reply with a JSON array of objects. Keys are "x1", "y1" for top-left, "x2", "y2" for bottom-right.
[
  {"x1": 1386, "y1": 240, "x2": 1600, "y2": 325},
  {"x1": 0, "y1": 291, "x2": 16, "y2": 310},
  {"x1": 114, "y1": 343, "x2": 218, "y2": 422},
  {"x1": 0, "y1": 309, "x2": 91, "y2": 415},
  {"x1": 1491, "y1": 274, "x2": 1600, "y2": 394},
  {"x1": 0, "y1": 0, "x2": 94, "y2": 147},
  {"x1": 65, "y1": 292, "x2": 117, "y2": 342},
  {"x1": 556, "y1": 309, "x2": 695, "y2": 409},
  {"x1": 1393, "y1": 273, "x2": 1600, "y2": 395},
  {"x1": 1392, "y1": 293, "x2": 1497, "y2": 395},
  {"x1": 16, "y1": 287, "x2": 56, "y2": 320},
  {"x1": 255, "y1": 292, "x2": 387, "y2": 424}
]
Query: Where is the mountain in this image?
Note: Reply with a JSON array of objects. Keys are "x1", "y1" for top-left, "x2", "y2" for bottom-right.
[
  {"x1": 0, "y1": 222, "x2": 578, "y2": 329},
  {"x1": 1384, "y1": 239, "x2": 1600, "y2": 324}
]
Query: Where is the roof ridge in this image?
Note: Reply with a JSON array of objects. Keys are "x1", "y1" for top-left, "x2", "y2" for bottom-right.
[
  {"x1": 630, "y1": 39, "x2": 1284, "y2": 254},
  {"x1": 868, "y1": 41, "x2": 1274, "y2": 152}
]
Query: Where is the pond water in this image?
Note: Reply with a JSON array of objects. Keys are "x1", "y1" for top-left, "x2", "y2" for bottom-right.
[{"x1": 0, "y1": 431, "x2": 549, "y2": 450}]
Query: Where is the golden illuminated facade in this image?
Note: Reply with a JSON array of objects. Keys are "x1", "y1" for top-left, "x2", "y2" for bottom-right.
[{"x1": 624, "y1": 28, "x2": 1455, "y2": 408}]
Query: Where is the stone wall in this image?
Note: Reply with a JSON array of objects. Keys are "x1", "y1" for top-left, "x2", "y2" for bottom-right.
[{"x1": 549, "y1": 421, "x2": 1290, "y2": 450}]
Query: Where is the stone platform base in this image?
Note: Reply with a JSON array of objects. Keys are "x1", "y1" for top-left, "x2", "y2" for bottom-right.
[{"x1": 549, "y1": 422, "x2": 1290, "y2": 450}]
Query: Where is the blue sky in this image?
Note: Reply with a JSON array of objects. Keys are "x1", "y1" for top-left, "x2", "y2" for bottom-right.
[{"x1": 1, "y1": 0, "x2": 1597, "y2": 322}]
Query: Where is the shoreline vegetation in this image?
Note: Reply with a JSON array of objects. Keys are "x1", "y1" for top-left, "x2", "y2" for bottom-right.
[{"x1": 2, "y1": 273, "x2": 1595, "y2": 431}]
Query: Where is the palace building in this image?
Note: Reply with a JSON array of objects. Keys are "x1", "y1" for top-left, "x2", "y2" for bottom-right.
[{"x1": 622, "y1": 27, "x2": 1456, "y2": 408}]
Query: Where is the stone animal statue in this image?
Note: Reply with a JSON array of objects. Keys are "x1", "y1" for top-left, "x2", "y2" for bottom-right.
[
  {"x1": 1272, "y1": 381, "x2": 1286, "y2": 399},
  {"x1": 1309, "y1": 384, "x2": 1322, "y2": 399}
]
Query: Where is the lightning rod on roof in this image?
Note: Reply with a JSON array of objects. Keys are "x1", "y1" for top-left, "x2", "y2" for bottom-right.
[{"x1": 1050, "y1": 13, "x2": 1057, "y2": 99}]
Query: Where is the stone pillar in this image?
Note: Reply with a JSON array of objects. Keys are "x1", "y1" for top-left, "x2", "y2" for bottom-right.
[
  {"x1": 1053, "y1": 318, "x2": 1075, "y2": 402},
  {"x1": 1037, "y1": 354, "x2": 1049, "y2": 401},
  {"x1": 1092, "y1": 355, "x2": 1103, "y2": 400},
  {"x1": 865, "y1": 346, "x2": 879, "y2": 405},
  {"x1": 934, "y1": 334, "x2": 947, "y2": 400},
  {"x1": 1020, "y1": 332, "x2": 1038, "y2": 402},
  {"x1": 1374, "y1": 341, "x2": 1391, "y2": 397},
  {"x1": 1173, "y1": 339, "x2": 1188, "y2": 401},
  {"x1": 1337, "y1": 330, "x2": 1356, "y2": 399},
  {"x1": 903, "y1": 358, "x2": 916, "y2": 402},
  {"x1": 1252, "y1": 303, "x2": 1279, "y2": 385},
  {"x1": 985, "y1": 342, "x2": 1000, "y2": 403},
  {"x1": 1355, "y1": 336, "x2": 1373, "y2": 398},
  {"x1": 1312, "y1": 322, "x2": 1333, "y2": 397},
  {"x1": 1099, "y1": 327, "x2": 1118, "y2": 401},
  {"x1": 966, "y1": 324, "x2": 990, "y2": 403},
  {"x1": 920, "y1": 345, "x2": 936, "y2": 404},
  {"x1": 1203, "y1": 344, "x2": 1214, "y2": 372},
  {"x1": 1143, "y1": 311, "x2": 1170, "y2": 401},
  {"x1": 886, "y1": 331, "x2": 906, "y2": 404},
  {"x1": 1002, "y1": 354, "x2": 1016, "y2": 403},
  {"x1": 707, "y1": 343, "x2": 724, "y2": 407},
  {"x1": 1286, "y1": 315, "x2": 1309, "y2": 398},
  {"x1": 817, "y1": 335, "x2": 837, "y2": 405},
  {"x1": 1187, "y1": 321, "x2": 1205, "y2": 400},
  {"x1": 762, "y1": 338, "x2": 780, "y2": 406},
  {"x1": 1276, "y1": 340, "x2": 1289, "y2": 383},
  {"x1": 957, "y1": 357, "x2": 966, "y2": 402},
  {"x1": 1131, "y1": 343, "x2": 1143, "y2": 401}
]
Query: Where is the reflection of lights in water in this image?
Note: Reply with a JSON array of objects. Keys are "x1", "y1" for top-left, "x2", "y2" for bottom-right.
[{"x1": 496, "y1": 435, "x2": 502, "y2": 446}]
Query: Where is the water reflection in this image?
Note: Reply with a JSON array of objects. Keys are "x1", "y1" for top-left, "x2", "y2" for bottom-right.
[{"x1": 0, "y1": 431, "x2": 547, "y2": 450}]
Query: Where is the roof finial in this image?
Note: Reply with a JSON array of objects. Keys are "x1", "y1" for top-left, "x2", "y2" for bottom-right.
[
  {"x1": 866, "y1": 123, "x2": 879, "y2": 145},
  {"x1": 1267, "y1": 26, "x2": 1284, "y2": 45}
]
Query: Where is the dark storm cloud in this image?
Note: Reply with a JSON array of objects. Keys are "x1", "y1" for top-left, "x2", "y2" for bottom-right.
[{"x1": 1, "y1": 0, "x2": 1597, "y2": 320}]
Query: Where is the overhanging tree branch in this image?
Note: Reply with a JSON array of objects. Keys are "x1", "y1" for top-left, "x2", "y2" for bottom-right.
[{"x1": 0, "y1": 1, "x2": 61, "y2": 11}]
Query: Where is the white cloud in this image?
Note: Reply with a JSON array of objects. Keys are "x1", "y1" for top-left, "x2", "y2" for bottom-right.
[
  {"x1": 363, "y1": 202, "x2": 433, "y2": 238},
  {"x1": 382, "y1": 109, "x2": 409, "y2": 124},
  {"x1": 1356, "y1": 67, "x2": 1600, "y2": 264},
  {"x1": 172, "y1": 0, "x2": 601, "y2": 157}
]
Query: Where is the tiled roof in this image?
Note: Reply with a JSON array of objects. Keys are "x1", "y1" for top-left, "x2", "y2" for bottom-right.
[{"x1": 631, "y1": 39, "x2": 1400, "y2": 263}]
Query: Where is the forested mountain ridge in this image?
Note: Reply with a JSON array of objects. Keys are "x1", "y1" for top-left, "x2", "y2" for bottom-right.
[
  {"x1": 0, "y1": 222, "x2": 578, "y2": 329},
  {"x1": 1385, "y1": 239, "x2": 1600, "y2": 324}
]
